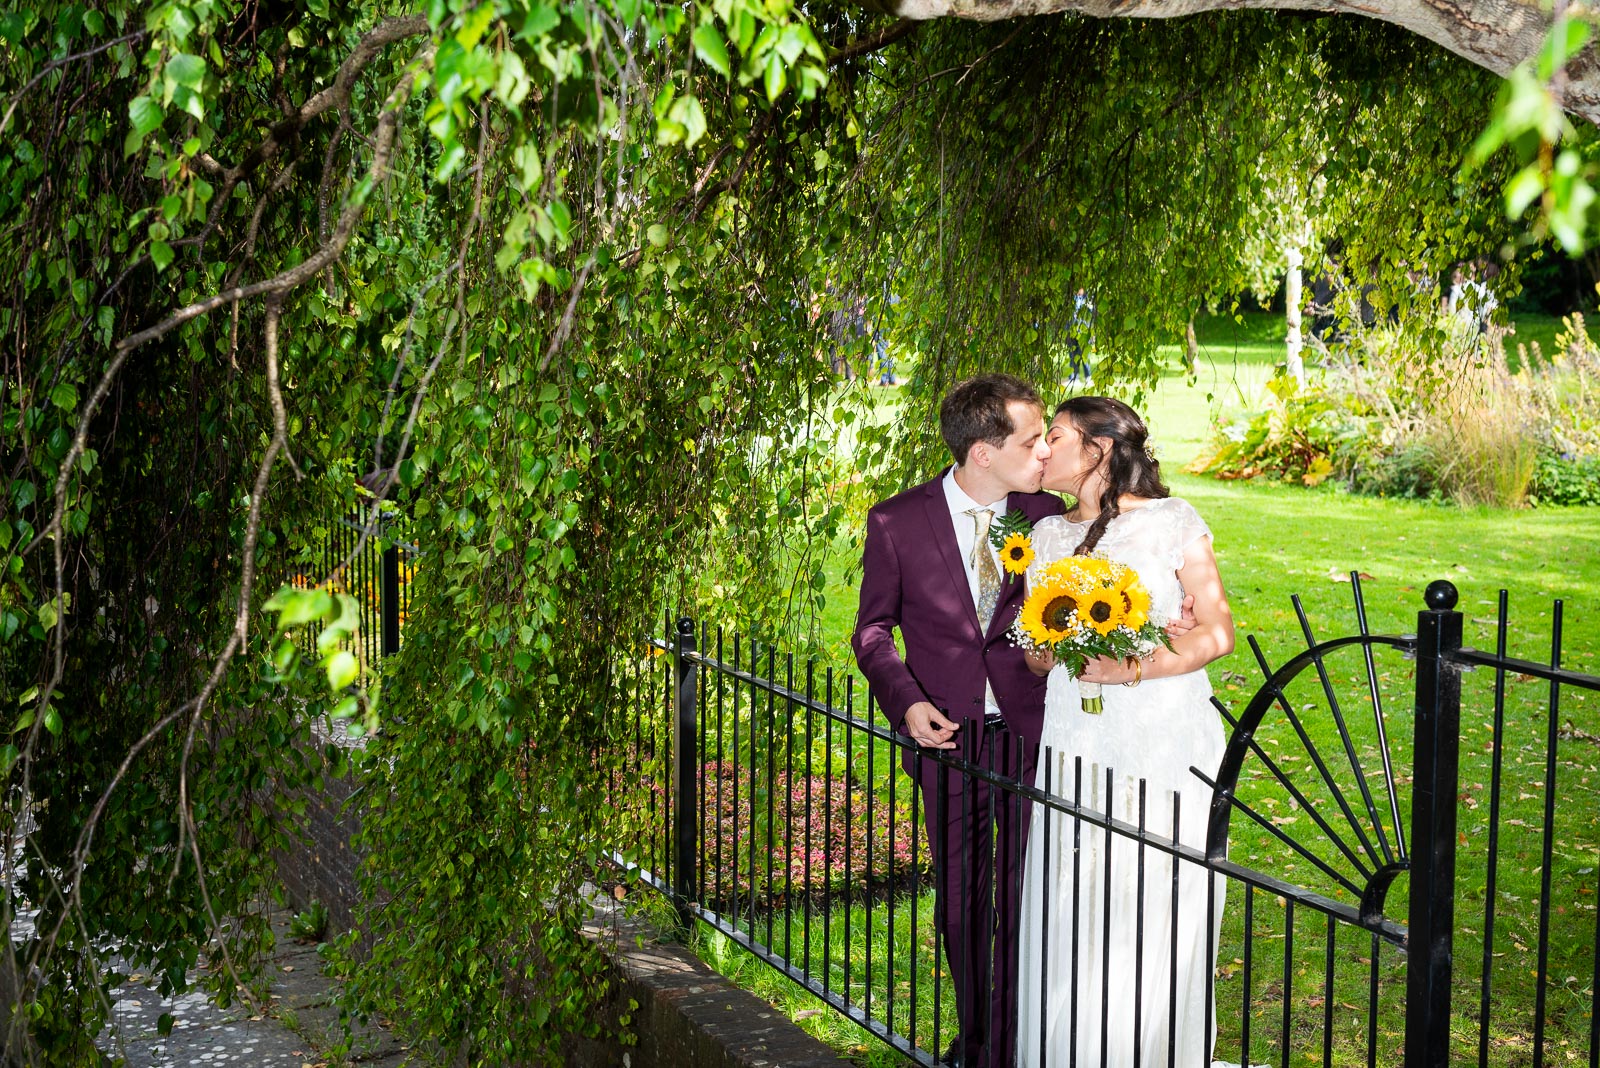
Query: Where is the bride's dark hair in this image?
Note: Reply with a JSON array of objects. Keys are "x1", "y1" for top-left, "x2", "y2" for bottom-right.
[{"x1": 1056, "y1": 396, "x2": 1169, "y2": 555}]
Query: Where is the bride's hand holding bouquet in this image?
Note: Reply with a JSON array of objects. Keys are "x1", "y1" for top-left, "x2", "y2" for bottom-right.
[{"x1": 1010, "y1": 554, "x2": 1172, "y2": 713}]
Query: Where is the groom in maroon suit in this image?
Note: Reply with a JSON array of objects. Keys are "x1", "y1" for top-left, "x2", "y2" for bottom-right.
[{"x1": 852, "y1": 374, "x2": 1064, "y2": 1068}]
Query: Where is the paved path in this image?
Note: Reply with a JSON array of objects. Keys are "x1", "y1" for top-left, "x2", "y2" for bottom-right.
[{"x1": 98, "y1": 910, "x2": 404, "y2": 1067}]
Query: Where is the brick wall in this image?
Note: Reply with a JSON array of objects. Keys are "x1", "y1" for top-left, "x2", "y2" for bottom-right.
[{"x1": 275, "y1": 759, "x2": 365, "y2": 938}]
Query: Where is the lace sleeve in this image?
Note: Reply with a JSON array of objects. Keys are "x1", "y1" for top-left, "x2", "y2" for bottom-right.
[
  {"x1": 1163, "y1": 497, "x2": 1213, "y2": 570},
  {"x1": 1026, "y1": 516, "x2": 1075, "y2": 586}
]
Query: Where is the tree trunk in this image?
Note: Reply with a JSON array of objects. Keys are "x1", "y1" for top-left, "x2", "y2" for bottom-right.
[
  {"x1": 860, "y1": 0, "x2": 1599, "y2": 128},
  {"x1": 1285, "y1": 246, "x2": 1305, "y2": 385}
]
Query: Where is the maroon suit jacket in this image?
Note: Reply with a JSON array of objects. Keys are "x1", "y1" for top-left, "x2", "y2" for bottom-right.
[{"x1": 852, "y1": 475, "x2": 1067, "y2": 745}]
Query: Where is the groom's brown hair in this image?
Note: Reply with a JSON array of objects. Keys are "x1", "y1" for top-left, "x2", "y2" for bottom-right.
[{"x1": 939, "y1": 373, "x2": 1043, "y2": 464}]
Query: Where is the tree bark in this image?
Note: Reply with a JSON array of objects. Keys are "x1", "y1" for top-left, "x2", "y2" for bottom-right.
[{"x1": 859, "y1": 0, "x2": 1599, "y2": 127}]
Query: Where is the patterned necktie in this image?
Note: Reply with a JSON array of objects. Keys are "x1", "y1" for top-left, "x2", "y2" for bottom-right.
[{"x1": 967, "y1": 508, "x2": 1000, "y2": 626}]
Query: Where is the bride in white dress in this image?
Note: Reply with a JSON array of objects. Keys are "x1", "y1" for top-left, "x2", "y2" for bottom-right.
[{"x1": 1015, "y1": 397, "x2": 1236, "y2": 1068}]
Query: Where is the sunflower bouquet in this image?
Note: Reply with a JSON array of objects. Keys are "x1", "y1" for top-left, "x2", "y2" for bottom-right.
[{"x1": 1012, "y1": 555, "x2": 1171, "y2": 713}]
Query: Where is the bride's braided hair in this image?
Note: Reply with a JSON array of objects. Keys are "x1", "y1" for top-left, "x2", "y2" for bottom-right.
[{"x1": 1057, "y1": 396, "x2": 1169, "y2": 555}]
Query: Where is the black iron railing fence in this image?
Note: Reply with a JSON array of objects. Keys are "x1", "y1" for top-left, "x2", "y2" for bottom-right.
[
  {"x1": 289, "y1": 524, "x2": 1600, "y2": 1067},
  {"x1": 603, "y1": 579, "x2": 1600, "y2": 1068},
  {"x1": 288, "y1": 512, "x2": 417, "y2": 665}
]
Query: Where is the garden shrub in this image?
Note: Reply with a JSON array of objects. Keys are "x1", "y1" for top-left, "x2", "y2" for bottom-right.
[
  {"x1": 1185, "y1": 375, "x2": 1347, "y2": 486},
  {"x1": 1341, "y1": 438, "x2": 1443, "y2": 500},
  {"x1": 1529, "y1": 452, "x2": 1600, "y2": 506},
  {"x1": 698, "y1": 759, "x2": 927, "y2": 907}
]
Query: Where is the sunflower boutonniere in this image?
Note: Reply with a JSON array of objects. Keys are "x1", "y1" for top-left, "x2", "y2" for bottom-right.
[{"x1": 987, "y1": 509, "x2": 1035, "y2": 577}]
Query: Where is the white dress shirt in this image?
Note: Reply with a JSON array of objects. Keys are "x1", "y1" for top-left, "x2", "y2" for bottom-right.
[{"x1": 942, "y1": 466, "x2": 1007, "y2": 722}]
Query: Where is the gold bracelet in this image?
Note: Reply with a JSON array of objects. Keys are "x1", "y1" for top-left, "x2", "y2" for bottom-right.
[{"x1": 1124, "y1": 659, "x2": 1143, "y2": 688}]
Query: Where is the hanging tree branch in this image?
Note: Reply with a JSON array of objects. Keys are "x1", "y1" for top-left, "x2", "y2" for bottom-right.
[{"x1": 18, "y1": 37, "x2": 437, "y2": 977}]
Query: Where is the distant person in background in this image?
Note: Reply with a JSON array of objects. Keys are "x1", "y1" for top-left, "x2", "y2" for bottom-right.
[
  {"x1": 828, "y1": 291, "x2": 871, "y2": 380},
  {"x1": 873, "y1": 322, "x2": 895, "y2": 385},
  {"x1": 1065, "y1": 288, "x2": 1094, "y2": 385},
  {"x1": 1445, "y1": 261, "x2": 1499, "y2": 340}
]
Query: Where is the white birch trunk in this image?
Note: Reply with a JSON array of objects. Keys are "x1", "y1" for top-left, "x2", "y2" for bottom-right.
[{"x1": 1285, "y1": 246, "x2": 1304, "y2": 385}]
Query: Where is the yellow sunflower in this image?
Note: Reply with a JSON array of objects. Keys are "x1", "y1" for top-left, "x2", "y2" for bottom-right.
[
  {"x1": 1080, "y1": 588, "x2": 1126, "y2": 636},
  {"x1": 999, "y1": 533, "x2": 1034, "y2": 576},
  {"x1": 1020, "y1": 585, "x2": 1080, "y2": 646},
  {"x1": 1114, "y1": 570, "x2": 1152, "y2": 629}
]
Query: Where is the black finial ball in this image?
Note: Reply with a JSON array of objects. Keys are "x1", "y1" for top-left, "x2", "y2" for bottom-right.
[{"x1": 1424, "y1": 580, "x2": 1458, "y2": 611}]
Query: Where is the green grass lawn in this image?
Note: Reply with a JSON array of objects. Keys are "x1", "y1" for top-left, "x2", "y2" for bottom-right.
[{"x1": 670, "y1": 309, "x2": 1600, "y2": 1066}]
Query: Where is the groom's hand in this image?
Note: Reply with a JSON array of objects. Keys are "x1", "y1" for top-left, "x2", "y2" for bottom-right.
[
  {"x1": 1166, "y1": 594, "x2": 1197, "y2": 639},
  {"x1": 904, "y1": 702, "x2": 960, "y2": 749}
]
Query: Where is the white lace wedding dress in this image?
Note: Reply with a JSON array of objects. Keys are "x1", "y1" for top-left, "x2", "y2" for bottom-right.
[{"x1": 1016, "y1": 497, "x2": 1228, "y2": 1068}]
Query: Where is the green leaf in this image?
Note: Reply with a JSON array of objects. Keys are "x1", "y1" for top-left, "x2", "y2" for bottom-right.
[
  {"x1": 0, "y1": 12, "x2": 29, "y2": 44},
  {"x1": 693, "y1": 23, "x2": 731, "y2": 79},
  {"x1": 668, "y1": 95, "x2": 707, "y2": 149},
  {"x1": 149, "y1": 240, "x2": 174, "y2": 272},
  {"x1": 457, "y1": 3, "x2": 496, "y2": 50},
  {"x1": 266, "y1": 587, "x2": 333, "y2": 629},
  {"x1": 125, "y1": 96, "x2": 163, "y2": 156},
  {"x1": 325, "y1": 650, "x2": 359, "y2": 691},
  {"x1": 513, "y1": 143, "x2": 543, "y2": 192},
  {"x1": 316, "y1": 594, "x2": 360, "y2": 656},
  {"x1": 165, "y1": 6, "x2": 195, "y2": 44},
  {"x1": 496, "y1": 49, "x2": 531, "y2": 109},
  {"x1": 521, "y1": 2, "x2": 561, "y2": 38},
  {"x1": 775, "y1": 24, "x2": 806, "y2": 66},
  {"x1": 1538, "y1": 17, "x2": 1592, "y2": 82},
  {"x1": 1505, "y1": 163, "x2": 1545, "y2": 219},
  {"x1": 763, "y1": 53, "x2": 786, "y2": 104},
  {"x1": 42, "y1": 707, "x2": 61, "y2": 736},
  {"x1": 165, "y1": 53, "x2": 207, "y2": 92},
  {"x1": 50, "y1": 383, "x2": 78, "y2": 412}
]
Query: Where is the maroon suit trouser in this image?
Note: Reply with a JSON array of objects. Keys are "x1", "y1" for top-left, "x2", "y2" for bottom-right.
[{"x1": 912, "y1": 721, "x2": 1038, "y2": 1068}]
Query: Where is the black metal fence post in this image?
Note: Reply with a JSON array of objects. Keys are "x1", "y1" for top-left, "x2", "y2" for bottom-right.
[
  {"x1": 380, "y1": 542, "x2": 401, "y2": 657},
  {"x1": 673, "y1": 616, "x2": 699, "y2": 928},
  {"x1": 1406, "y1": 579, "x2": 1464, "y2": 1068}
]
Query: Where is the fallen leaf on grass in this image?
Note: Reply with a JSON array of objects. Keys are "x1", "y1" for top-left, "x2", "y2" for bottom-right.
[{"x1": 1327, "y1": 569, "x2": 1375, "y2": 583}]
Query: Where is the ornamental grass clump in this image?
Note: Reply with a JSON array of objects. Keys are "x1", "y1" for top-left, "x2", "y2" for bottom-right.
[{"x1": 1521, "y1": 313, "x2": 1600, "y2": 504}]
